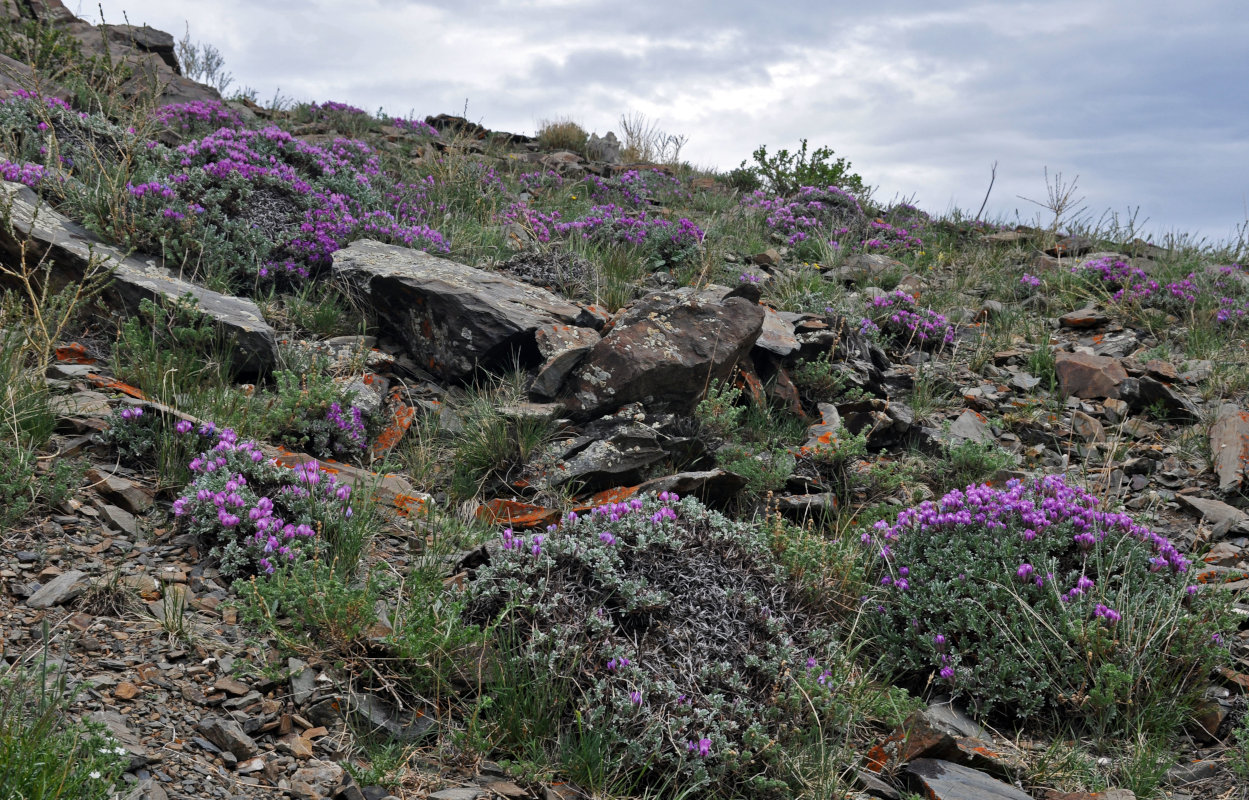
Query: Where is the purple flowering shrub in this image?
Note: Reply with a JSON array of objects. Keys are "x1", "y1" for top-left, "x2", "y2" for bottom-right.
[
  {"x1": 171, "y1": 424, "x2": 358, "y2": 578},
  {"x1": 465, "y1": 493, "x2": 876, "y2": 795},
  {"x1": 258, "y1": 367, "x2": 376, "y2": 463},
  {"x1": 863, "y1": 476, "x2": 1231, "y2": 724},
  {"x1": 501, "y1": 201, "x2": 704, "y2": 270},
  {"x1": 867, "y1": 290, "x2": 956, "y2": 350},
  {"x1": 0, "y1": 91, "x2": 129, "y2": 195},
  {"x1": 740, "y1": 185, "x2": 866, "y2": 250},
  {"x1": 116, "y1": 122, "x2": 447, "y2": 291},
  {"x1": 151, "y1": 100, "x2": 245, "y2": 137}
]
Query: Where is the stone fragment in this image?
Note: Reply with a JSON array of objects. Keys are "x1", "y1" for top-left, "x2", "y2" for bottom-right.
[
  {"x1": 755, "y1": 306, "x2": 800, "y2": 357},
  {"x1": 97, "y1": 503, "x2": 139, "y2": 536},
  {"x1": 636, "y1": 470, "x2": 748, "y2": 509},
  {"x1": 1070, "y1": 410, "x2": 1105, "y2": 443},
  {"x1": 531, "y1": 323, "x2": 600, "y2": 398},
  {"x1": 89, "y1": 710, "x2": 148, "y2": 766},
  {"x1": 428, "y1": 790, "x2": 484, "y2": 800},
  {"x1": 1210, "y1": 404, "x2": 1249, "y2": 492},
  {"x1": 947, "y1": 409, "x2": 992, "y2": 446},
  {"x1": 1059, "y1": 308, "x2": 1109, "y2": 328},
  {"x1": 331, "y1": 239, "x2": 597, "y2": 381},
  {"x1": 27, "y1": 569, "x2": 88, "y2": 608},
  {"x1": 86, "y1": 470, "x2": 154, "y2": 513},
  {"x1": 198, "y1": 715, "x2": 259, "y2": 759},
  {"x1": 905, "y1": 758, "x2": 1031, "y2": 800},
  {"x1": 1177, "y1": 494, "x2": 1249, "y2": 536},
  {"x1": 348, "y1": 691, "x2": 436, "y2": 742},
  {"x1": 751, "y1": 248, "x2": 780, "y2": 266},
  {"x1": 114, "y1": 681, "x2": 140, "y2": 700},
  {"x1": 0, "y1": 182, "x2": 277, "y2": 371},
  {"x1": 1055, "y1": 351, "x2": 1128, "y2": 399}
]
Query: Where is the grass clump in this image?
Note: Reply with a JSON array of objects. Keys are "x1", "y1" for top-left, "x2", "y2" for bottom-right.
[
  {"x1": 862, "y1": 475, "x2": 1234, "y2": 736},
  {"x1": 463, "y1": 492, "x2": 888, "y2": 798},
  {"x1": 536, "y1": 117, "x2": 589, "y2": 155},
  {"x1": 0, "y1": 643, "x2": 129, "y2": 799}
]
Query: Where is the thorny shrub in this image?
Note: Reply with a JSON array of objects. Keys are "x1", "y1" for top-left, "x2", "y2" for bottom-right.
[
  {"x1": 464, "y1": 492, "x2": 869, "y2": 797},
  {"x1": 861, "y1": 476, "x2": 1233, "y2": 728}
]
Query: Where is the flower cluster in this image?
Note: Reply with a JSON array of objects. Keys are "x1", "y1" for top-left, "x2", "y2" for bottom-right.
[
  {"x1": 0, "y1": 158, "x2": 48, "y2": 187},
  {"x1": 171, "y1": 423, "x2": 356, "y2": 577},
  {"x1": 390, "y1": 116, "x2": 441, "y2": 137},
  {"x1": 867, "y1": 290, "x2": 955, "y2": 349},
  {"x1": 862, "y1": 475, "x2": 1224, "y2": 719},
  {"x1": 151, "y1": 100, "x2": 244, "y2": 134},
  {"x1": 740, "y1": 184, "x2": 865, "y2": 246}
]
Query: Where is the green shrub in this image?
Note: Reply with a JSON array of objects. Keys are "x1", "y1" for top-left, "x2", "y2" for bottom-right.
[
  {"x1": 738, "y1": 139, "x2": 866, "y2": 197},
  {"x1": 862, "y1": 476, "x2": 1233, "y2": 733},
  {"x1": 464, "y1": 493, "x2": 869, "y2": 797}
]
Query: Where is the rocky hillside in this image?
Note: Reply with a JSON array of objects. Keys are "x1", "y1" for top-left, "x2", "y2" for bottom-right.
[{"x1": 1, "y1": 3, "x2": 1248, "y2": 800}]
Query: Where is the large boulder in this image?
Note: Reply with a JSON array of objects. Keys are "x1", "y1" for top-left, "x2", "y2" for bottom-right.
[
  {"x1": 0, "y1": 182, "x2": 277, "y2": 371},
  {"x1": 564, "y1": 288, "x2": 765, "y2": 417},
  {"x1": 331, "y1": 239, "x2": 599, "y2": 382}
]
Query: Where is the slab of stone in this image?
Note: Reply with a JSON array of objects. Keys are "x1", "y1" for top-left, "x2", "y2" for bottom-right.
[
  {"x1": 1055, "y1": 351, "x2": 1128, "y2": 399},
  {"x1": 531, "y1": 323, "x2": 600, "y2": 399},
  {"x1": 905, "y1": 758, "x2": 1031, "y2": 800},
  {"x1": 198, "y1": 715, "x2": 259, "y2": 759},
  {"x1": 1210, "y1": 404, "x2": 1249, "y2": 491},
  {"x1": 27, "y1": 569, "x2": 88, "y2": 608},
  {"x1": 1177, "y1": 494, "x2": 1249, "y2": 537},
  {"x1": 0, "y1": 182, "x2": 277, "y2": 371},
  {"x1": 947, "y1": 409, "x2": 992, "y2": 446},
  {"x1": 332, "y1": 238, "x2": 598, "y2": 382},
  {"x1": 755, "y1": 306, "x2": 800, "y2": 356}
]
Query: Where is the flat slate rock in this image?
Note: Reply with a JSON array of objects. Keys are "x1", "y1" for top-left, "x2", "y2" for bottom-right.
[
  {"x1": 0, "y1": 181, "x2": 277, "y2": 371},
  {"x1": 332, "y1": 238, "x2": 598, "y2": 382},
  {"x1": 905, "y1": 758, "x2": 1031, "y2": 800}
]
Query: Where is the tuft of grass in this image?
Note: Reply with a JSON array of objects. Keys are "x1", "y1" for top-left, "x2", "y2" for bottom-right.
[
  {"x1": 535, "y1": 117, "x2": 588, "y2": 155},
  {"x1": 0, "y1": 633, "x2": 129, "y2": 799}
]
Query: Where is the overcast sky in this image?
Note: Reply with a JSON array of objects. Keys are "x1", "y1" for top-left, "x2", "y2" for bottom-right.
[{"x1": 90, "y1": 0, "x2": 1249, "y2": 247}]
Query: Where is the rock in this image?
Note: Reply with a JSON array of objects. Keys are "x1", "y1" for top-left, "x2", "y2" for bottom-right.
[
  {"x1": 565, "y1": 290, "x2": 764, "y2": 417},
  {"x1": 531, "y1": 324, "x2": 600, "y2": 399},
  {"x1": 1176, "y1": 494, "x2": 1249, "y2": 537},
  {"x1": 1070, "y1": 410, "x2": 1106, "y2": 443},
  {"x1": 829, "y1": 252, "x2": 904, "y2": 284},
  {"x1": 0, "y1": 182, "x2": 277, "y2": 371},
  {"x1": 585, "y1": 131, "x2": 622, "y2": 164},
  {"x1": 550, "y1": 421, "x2": 668, "y2": 492},
  {"x1": 85, "y1": 470, "x2": 154, "y2": 514},
  {"x1": 803, "y1": 403, "x2": 842, "y2": 449},
  {"x1": 198, "y1": 715, "x2": 259, "y2": 759},
  {"x1": 947, "y1": 409, "x2": 992, "y2": 446},
  {"x1": 97, "y1": 503, "x2": 139, "y2": 536},
  {"x1": 332, "y1": 239, "x2": 598, "y2": 382},
  {"x1": 905, "y1": 758, "x2": 1031, "y2": 800},
  {"x1": 27, "y1": 569, "x2": 88, "y2": 608},
  {"x1": 89, "y1": 709, "x2": 148, "y2": 767},
  {"x1": 1059, "y1": 308, "x2": 1109, "y2": 328},
  {"x1": 636, "y1": 470, "x2": 748, "y2": 508},
  {"x1": 755, "y1": 307, "x2": 800, "y2": 357},
  {"x1": 428, "y1": 790, "x2": 485, "y2": 800},
  {"x1": 1047, "y1": 236, "x2": 1094, "y2": 257},
  {"x1": 1210, "y1": 404, "x2": 1249, "y2": 491},
  {"x1": 1165, "y1": 759, "x2": 1220, "y2": 785},
  {"x1": 123, "y1": 778, "x2": 169, "y2": 800},
  {"x1": 291, "y1": 760, "x2": 345, "y2": 797},
  {"x1": 1054, "y1": 351, "x2": 1128, "y2": 399},
  {"x1": 347, "y1": 690, "x2": 436, "y2": 742},
  {"x1": 752, "y1": 248, "x2": 780, "y2": 266},
  {"x1": 1116, "y1": 376, "x2": 1199, "y2": 419}
]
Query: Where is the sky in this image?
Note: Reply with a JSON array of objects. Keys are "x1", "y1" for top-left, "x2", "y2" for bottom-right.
[{"x1": 89, "y1": 0, "x2": 1249, "y2": 247}]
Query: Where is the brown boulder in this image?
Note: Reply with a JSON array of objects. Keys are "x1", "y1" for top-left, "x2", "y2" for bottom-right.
[
  {"x1": 564, "y1": 290, "x2": 764, "y2": 417},
  {"x1": 1055, "y1": 351, "x2": 1128, "y2": 399}
]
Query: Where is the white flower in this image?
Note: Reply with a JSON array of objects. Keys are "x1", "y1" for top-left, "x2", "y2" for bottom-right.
[
  {"x1": 115, "y1": 747, "x2": 127, "y2": 756},
  {"x1": 90, "y1": 771, "x2": 102, "y2": 779}
]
